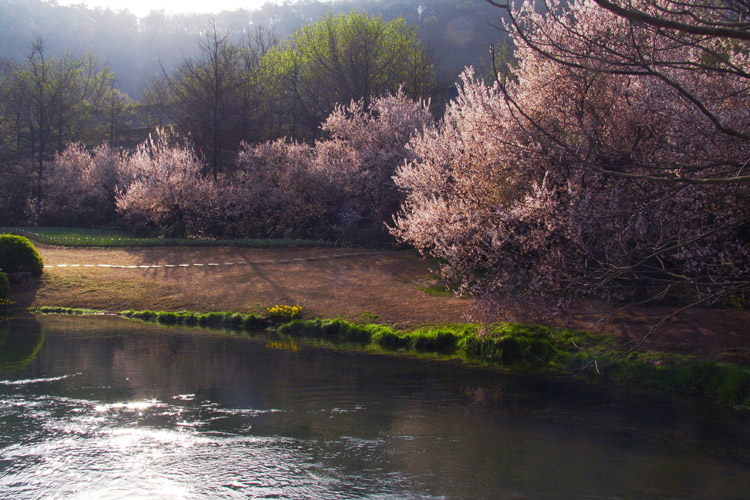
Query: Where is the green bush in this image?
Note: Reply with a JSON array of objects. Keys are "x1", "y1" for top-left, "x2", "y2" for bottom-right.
[
  {"x1": 0, "y1": 235, "x2": 44, "y2": 276},
  {"x1": 177, "y1": 312, "x2": 199, "y2": 325},
  {"x1": 203, "y1": 312, "x2": 227, "y2": 326},
  {"x1": 121, "y1": 308, "x2": 269, "y2": 332},
  {"x1": 122, "y1": 309, "x2": 158, "y2": 321},
  {"x1": 225, "y1": 313, "x2": 245, "y2": 328},
  {"x1": 0, "y1": 272, "x2": 9, "y2": 299}
]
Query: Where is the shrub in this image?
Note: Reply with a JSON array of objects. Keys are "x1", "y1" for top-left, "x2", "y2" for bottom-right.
[
  {"x1": 225, "y1": 313, "x2": 244, "y2": 328},
  {"x1": 0, "y1": 235, "x2": 44, "y2": 277},
  {"x1": 276, "y1": 318, "x2": 379, "y2": 342},
  {"x1": 122, "y1": 309, "x2": 157, "y2": 321},
  {"x1": 0, "y1": 272, "x2": 9, "y2": 299},
  {"x1": 177, "y1": 312, "x2": 199, "y2": 325}
]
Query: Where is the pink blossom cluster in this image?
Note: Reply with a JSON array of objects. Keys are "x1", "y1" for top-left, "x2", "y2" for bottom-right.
[
  {"x1": 44, "y1": 91, "x2": 431, "y2": 243},
  {"x1": 114, "y1": 130, "x2": 222, "y2": 237},
  {"x1": 41, "y1": 143, "x2": 123, "y2": 227},
  {"x1": 392, "y1": 0, "x2": 749, "y2": 307}
]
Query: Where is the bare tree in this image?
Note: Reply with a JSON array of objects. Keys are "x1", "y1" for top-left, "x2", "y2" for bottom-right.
[
  {"x1": 163, "y1": 22, "x2": 274, "y2": 178},
  {"x1": 164, "y1": 22, "x2": 243, "y2": 179}
]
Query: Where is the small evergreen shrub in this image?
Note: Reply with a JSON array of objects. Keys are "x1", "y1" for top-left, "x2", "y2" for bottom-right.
[
  {"x1": 122, "y1": 309, "x2": 158, "y2": 321},
  {"x1": 0, "y1": 272, "x2": 9, "y2": 300},
  {"x1": 179, "y1": 312, "x2": 199, "y2": 325},
  {"x1": 0, "y1": 235, "x2": 44, "y2": 276},
  {"x1": 224, "y1": 313, "x2": 244, "y2": 328}
]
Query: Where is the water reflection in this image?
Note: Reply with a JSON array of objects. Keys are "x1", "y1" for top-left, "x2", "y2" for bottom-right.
[
  {"x1": 0, "y1": 314, "x2": 748, "y2": 499},
  {"x1": 0, "y1": 316, "x2": 44, "y2": 375}
]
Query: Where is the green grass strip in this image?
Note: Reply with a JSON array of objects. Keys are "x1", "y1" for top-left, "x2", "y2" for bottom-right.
[
  {"x1": 1, "y1": 227, "x2": 337, "y2": 249},
  {"x1": 29, "y1": 306, "x2": 750, "y2": 410},
  {"x1": 30, "y1": 306, "x2": 109, "y2": 315},
  {"x1": 276, "y1": 318, "x2": 750, "y2": 410},
  {"x1": 120, "y1": 309, "x2": 268, "y2": 330}
]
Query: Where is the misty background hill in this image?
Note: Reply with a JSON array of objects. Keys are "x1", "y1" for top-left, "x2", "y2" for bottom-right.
[{"x1": 1, "y1": 0, "x2": 508, "y2": 98}]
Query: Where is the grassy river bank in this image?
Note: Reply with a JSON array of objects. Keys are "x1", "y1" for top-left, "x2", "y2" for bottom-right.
[
  {"x1": 26, "y1": 305, "x2": 750, "y2": 411},
  {"x1": 3, "y1": 235, "x2": 749, "y2": 410}
]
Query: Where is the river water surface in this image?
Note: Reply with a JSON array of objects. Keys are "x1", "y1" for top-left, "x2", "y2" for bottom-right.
[{"x1": 1, "y1": 314, "x2": 749, "y2": 499}]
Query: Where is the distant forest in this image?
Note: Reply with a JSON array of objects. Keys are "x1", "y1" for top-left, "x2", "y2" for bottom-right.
[{"x1": 0, "y1": 0, "x2": 507, "y2": 98}]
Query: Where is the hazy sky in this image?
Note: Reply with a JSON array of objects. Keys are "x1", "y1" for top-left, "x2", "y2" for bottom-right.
[{"x1": 56, "y1": 0, "x2": 280, "y2": 17}]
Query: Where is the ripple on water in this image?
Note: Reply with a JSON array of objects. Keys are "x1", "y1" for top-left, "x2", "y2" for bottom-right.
[
  {"x1": 0, "y1": 394, "x2": 425, "y2": 500},
  {"x1": 0, "y1": 373, "x2": 81, "y2": 386},
  {"x1": 1, "y1": 426, "x2": 389, "y2": 499}
]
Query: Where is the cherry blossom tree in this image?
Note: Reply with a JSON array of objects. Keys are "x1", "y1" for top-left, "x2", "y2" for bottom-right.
[
  {"x1": 229, "y1": 139, "x2": 326, "y2": 239},
  {"x1": 393, "y1": 0, "x2": 749, "y2": 313},
  {"x1": 43, "y1": 142, "x2": 122, "y2": 226},
  {"x1": 228, "y1": 91, "x2": 433, "y2": 244},
  {"x1": 111, "y1": 91, "x2": 431, "y2": 242},
  {"x1": 315, "y1": 90, "x2": 434, "y2": 244},
  {"x1": 115, "y1": 129, "x2": 220, "y2": 237}
]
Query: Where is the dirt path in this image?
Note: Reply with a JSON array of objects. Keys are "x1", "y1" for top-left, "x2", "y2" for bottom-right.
[{"x1": 12, "y1": 244, "x2": 750, "y2": 361}]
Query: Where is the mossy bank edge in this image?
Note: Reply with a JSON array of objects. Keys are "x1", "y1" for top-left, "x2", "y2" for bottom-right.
[{"x1": 26, "y1": 306, "x2": 750, "y2": 411}]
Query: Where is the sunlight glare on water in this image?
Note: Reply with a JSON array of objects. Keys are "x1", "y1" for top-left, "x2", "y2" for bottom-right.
[{"x1": 1, "y1": 390, "x2": 363, "y2": 499}]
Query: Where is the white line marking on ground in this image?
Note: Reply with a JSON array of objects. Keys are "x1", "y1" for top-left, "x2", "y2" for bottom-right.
[{"x1": 43, "y1": 252, "x2": 397, "y2": 271}]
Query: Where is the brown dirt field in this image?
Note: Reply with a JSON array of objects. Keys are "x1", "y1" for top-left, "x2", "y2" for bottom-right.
[
  {"x1": 11, "y1": 244, "x2": 750, "y2": 361},
  {"x1": 13, "y1": 245, "x2": 470, "y2": 328}
]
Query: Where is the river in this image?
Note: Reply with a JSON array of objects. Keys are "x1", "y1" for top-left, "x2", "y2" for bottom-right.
[{"x1": 1, "y1": 314, "x2": 748, "y2": 499}]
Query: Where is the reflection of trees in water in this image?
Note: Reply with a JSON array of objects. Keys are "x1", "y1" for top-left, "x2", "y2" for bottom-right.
[{"x1": 0, "y1": 316, "x2": 45, "y2": 374}]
